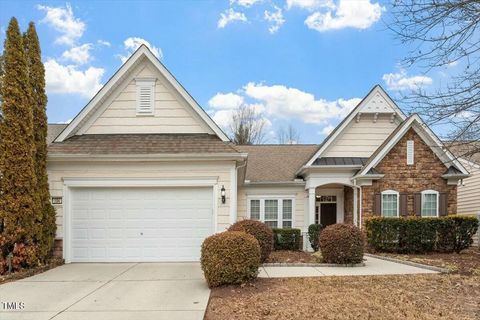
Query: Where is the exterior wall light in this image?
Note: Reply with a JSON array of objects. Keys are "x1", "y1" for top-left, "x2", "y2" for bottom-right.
[{"x1": 221, "y1": 185, "x2": 226, "y2": 204}]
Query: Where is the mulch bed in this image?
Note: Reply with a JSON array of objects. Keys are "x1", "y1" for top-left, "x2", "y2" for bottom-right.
[
  {"x1": 265, "y1": 250, "x2": 316, "y2": 264},
  {"x1": 205, "y1": 274, "x2": 480, "y2": 320},
  {"x1": 0, "y1": 258, "x2": 64, "y2": 285},
  {"x1": 375, "y1": 248, "x2": 480, "y2": 275}
]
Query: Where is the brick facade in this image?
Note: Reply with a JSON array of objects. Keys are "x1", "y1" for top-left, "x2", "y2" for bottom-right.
[
  {"x1": 344, "y1": 186, "x2": 353, "y2": 224},
  {"x1": 362, "y1": 128, "x2": 457, "y2": 220}
]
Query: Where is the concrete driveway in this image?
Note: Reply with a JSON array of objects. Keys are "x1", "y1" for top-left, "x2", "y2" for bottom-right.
[{"x1": 0, "y1": 263, "x2": 210, "y2": 320}]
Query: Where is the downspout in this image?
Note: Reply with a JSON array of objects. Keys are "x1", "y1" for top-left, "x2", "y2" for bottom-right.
[{"x1": 232, "y1": 159, "x2": 248, "y2": 224}]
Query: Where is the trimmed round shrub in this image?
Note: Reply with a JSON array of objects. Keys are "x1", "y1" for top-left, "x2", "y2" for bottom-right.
[
  {"x1": 228, "y1": 220, "x2": 273, "y2": 262},
  {"x1": 319, "y1": 224, "x2": 364, "y2": 264},
  {"x1": 201, "y1": 231, "x2": 261, "y2": 287}
]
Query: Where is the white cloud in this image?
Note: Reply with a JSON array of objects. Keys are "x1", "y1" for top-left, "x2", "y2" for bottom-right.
[
  {"x1": 320, "y1": 125, "x2": 335, "y2": 136},
  {"x1": 44, "y1": 59, "x2": 104, "y2": 97},
  {"x1": 264, "y1": 6, "x2": 285, "y2": 34},
  {"x1": 208, "y1": 92, "x2": 244, "y2": 109},
  {"x1": 118, "y1": 37, "x2": 162, "y2": 63},
  {"x1": 287, "y1": 0, "x2": 335, "y2": 10},
  {"x1": 37, "y1": 3, "x2": 85, "y2": 46},
  {"x1": 230, "y1": 0, "x2": 262, "y2": 7},
  {"x1": 97, "y1": 39, "x2": 111, "y2": 47},
  {"x1": 305, "y1": 0, "x2": 384, "y2": 32},
  {"x1": 382, "y1": 69, "x2": 433, "y2": 91},
  {"x1": 218, "y1": 8, "x2": 248, "y2": 28},
  {"x1": 61, "y1": 43, "x2": 92, "y2": 64},
  {"x1": 243, "y1": 82, "x2": 359, "y2": 123}
]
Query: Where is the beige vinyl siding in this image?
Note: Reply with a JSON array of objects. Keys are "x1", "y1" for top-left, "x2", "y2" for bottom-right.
[
  {"x1": 457, "y1": 159, "x2": 480, "y2": 215},
  {"x1": 237, "y1": 185, "x2": 307, "y2": 230},
  {"x1": 84, "y1": 60, "x2": 214, "y2": 135},
  {"x1": 324, "y1": 114, "x2": 398, "y2": 157},
  {"x1": 47, "y1": 160, "x2": 235, "y2": 238}
]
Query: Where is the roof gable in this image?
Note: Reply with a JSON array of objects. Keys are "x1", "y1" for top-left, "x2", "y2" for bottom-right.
[
  {"x1": 55, "y1": 45, "x2": 229, "y2": 142},
  {"x1": 357, "y1": 114, "x2": 469, "y2": 176},
  {"x1": 305, "y1": 85, "x2": 407, "y2": 166}
]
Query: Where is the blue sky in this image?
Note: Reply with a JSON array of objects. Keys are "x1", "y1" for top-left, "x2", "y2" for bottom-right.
[{"x1": 0, "y1": 0, "x2": 457, "y2": 143}]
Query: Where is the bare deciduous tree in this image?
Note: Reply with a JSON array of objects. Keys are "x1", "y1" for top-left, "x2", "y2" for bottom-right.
[
  {"x1": 388, "y1": 0, "x2": 480, "y2": 160},
  {"x1": 229, "y1": 104, "x2": 267, "y2": 145},
  {"x1": 276, "y1": 124, "x2": 301, "y2": 144}
]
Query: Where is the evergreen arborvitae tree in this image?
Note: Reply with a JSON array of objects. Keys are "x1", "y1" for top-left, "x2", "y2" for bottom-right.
[
  {"x1": 24, "y1": 22, "x2": 56, "y2": 261},
  {"x1": 0, "y1": 17, "x2": 39, "y2": 268}
]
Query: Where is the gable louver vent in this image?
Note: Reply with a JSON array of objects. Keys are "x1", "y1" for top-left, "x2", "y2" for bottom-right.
[
  {"x1": 136, "y1": 78, "x2": 156, "y2": 115},
  {"x1": 407, "y1": 140, "x2": 414, "y2": 165}
]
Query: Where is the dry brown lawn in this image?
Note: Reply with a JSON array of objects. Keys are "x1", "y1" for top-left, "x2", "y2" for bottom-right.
[
  {"x1": 377, "y1": 248, "x2": 480, "y2": 275},
  {"x1": 205, "y1": 274, "x2": 480, "y2": 320}
]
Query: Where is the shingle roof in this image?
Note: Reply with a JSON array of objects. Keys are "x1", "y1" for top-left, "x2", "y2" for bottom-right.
[
  {"x1": 313, "y1": 157, "x2": 369, "y2": 166},
  {"x1": 47, "y1": 124, "x2": 68, "y2": 145},
  {"x1": 235, "y1": 144, "x2": 319, "y2": 182},
  {"x1": 445, "y1": 141, "x2": 480, "y2": 164},
  {"x1": 48, "y1": 134, "x2": 240, "y2": 155}
]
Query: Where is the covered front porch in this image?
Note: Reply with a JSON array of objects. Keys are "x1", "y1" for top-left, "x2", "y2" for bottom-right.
[{"x1": 307, "y1": 183, "x2": 360, "y2": 229}]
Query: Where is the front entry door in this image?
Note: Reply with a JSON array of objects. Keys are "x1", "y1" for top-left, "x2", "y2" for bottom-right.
[{"x1": 320, "y1": 203, "x2": 337, "y2": 227}]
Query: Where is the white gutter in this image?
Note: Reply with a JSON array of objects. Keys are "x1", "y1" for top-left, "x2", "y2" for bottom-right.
[
  {"x1": 48, "y1": 152, "x2": 249, "y2": 162},
  {"x1": 244, "y1": 180, "x2": 306, "y2": 186}
]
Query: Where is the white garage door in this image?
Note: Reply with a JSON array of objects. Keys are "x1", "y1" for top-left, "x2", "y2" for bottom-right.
[{"x1": 70, "y1": 187, "x2": 213, "y2": 262}]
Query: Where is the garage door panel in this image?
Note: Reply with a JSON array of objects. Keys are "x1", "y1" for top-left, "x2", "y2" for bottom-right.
[{"x1": 70, "y1": 187, "x2": 213, "y2": 262}]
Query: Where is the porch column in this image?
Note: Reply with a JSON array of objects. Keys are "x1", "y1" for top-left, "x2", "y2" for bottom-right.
[
  {"x1": 353, "y1": 187, "x2": 358, "y2": 227},
  {"x1": 308, "y1": 187, "x2": 316, "y2": 226},
  {"x1": 307, "y1": 187, "x2": 316, "y2": 251}
]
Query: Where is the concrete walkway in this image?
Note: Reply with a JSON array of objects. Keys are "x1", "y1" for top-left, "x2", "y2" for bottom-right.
[
  {"x1": 0, "y1": 263, "x2": 210, "y2": 320},
  {"x1": 259, "y1": 256, "x2": 438, "y2": 278}
]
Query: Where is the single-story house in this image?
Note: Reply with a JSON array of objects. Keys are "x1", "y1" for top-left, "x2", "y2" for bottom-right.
[{"x1": 47, "y1": 45, "x2": 470, "y2": 263}]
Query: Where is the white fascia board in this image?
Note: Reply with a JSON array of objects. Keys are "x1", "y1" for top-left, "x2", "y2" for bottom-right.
[
  {"x1": 243, "y1": 181, "x2": 306, "y2": 187},
  {"x1": 359, "y1": 114, "x2": 470, "y2": 176},
  {"x1": 141, "y1": 48, "x2": 229, "y2": 141},
  {"x1": 55, "y1": 45, "x2": 230, "y2": 142},
  {"x1": 47, "y1": 152, "x2": 248, "y2": 162},
  {"x1": 55, "y1": 49, "x2": 143, "y2": 142},
  {"x1": 416, "y1": 119, "x2": 470, "y2": 175},
  {"x1": 304, "y1": 85, "x2": 407, "y2": 166}
]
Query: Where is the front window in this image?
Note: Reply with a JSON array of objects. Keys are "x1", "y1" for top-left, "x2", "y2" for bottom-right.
[
  {"x1": 248, "y1": 197, "x2": 294, "y2": 228},
  {"x1": 421, "y1": 190, "x2": 438, "y2": 217},
  {"x1": 282, "y1": 200, "x2": 293, "y2": 228},
  {"x1": 264, "y1": 200, "x2": 278, "y2": 228},
  {"x1": 250, "y1": 199, "x2": 260, "y2": 220},
  {"x1": 381, "y1": 190, "x2": 399, "y2": 217}
]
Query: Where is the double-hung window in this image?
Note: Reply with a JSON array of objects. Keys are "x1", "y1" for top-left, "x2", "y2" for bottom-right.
[
  {"x1": 248, "y1": 197, "x2": 294, "y2": 228},
  {"x1": 381, "y1": 190, "x2": 399, "y2": 217},
  {"x1": 421, "y1": 190, "x2": 439, "y2": 217}
]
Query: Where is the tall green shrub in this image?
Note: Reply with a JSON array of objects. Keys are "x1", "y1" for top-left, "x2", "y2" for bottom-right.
[
  {"x1": 0, "y1": 17, "x2": 39, "y2": 267},
  {"x1": 24, "y1": 22, "x2": 56, "y2": 261},
  {"x1": 308, "y1": 224, "x2": 323, "y2": 252}
]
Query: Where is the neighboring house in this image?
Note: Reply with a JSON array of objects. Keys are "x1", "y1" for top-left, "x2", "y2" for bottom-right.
[
  {"x1": 447, "y1": 143, "x2": 480, "y2": 216},
  {"x1": 47, "y1": 45, "x2": 470, "y2": 263}
]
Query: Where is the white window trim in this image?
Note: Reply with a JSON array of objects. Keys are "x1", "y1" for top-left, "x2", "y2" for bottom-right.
[
  {"x1": 247, "y1": 195, "x2": 295, "y2": 228},
  {"x1": 421, "y1": 189, "x2": 439, "y2": 217},
  {"x1": 381, "y1": 190, "x2": 399, "y2": 217},
  {"x1": 136, "y1": 78, "x2": 156, "y2": 116}
]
